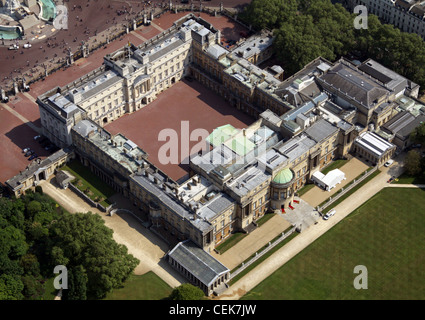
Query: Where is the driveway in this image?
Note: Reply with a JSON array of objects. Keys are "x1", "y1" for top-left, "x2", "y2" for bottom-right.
[
  {"x1": 40, "y1": 177, "x2": 185, "y2": 288},
  {"x1": 211, "y1": 214, "x2": 291, "y2": 270}
]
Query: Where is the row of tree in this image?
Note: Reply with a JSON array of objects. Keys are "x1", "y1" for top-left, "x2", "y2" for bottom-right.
[
  {"x1": 404, "y1": 123, "x2": 425, "y2": 177},
  {"x1": 239, "y1": 0, "x2": 425, "y2": 91},
  {"x1": 0, "y1": 189, "x2": 139, "y2": 300}
]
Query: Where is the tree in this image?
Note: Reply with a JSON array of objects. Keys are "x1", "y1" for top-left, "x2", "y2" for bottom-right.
[
  {"x1": 0, "y1": 274, "x2": 24, "y2": 300},
  {"x1": 49, "y1": 212, "x2": 139, "y2": 299},
  {"x1": 35, "y1": 186, "x2": 43, "y2": 195},
  {"x1": 169, "y1": 283, "x2": 205, "y2": 300},
  {"x1": 20, "y1": 254, "x2": 40, "y2": 276},
  {"x1": 273, "y1": 15, "x2": 335, "y2": 74},
  {"x1": 21, "y1": 275, "x2": 45, "y2": 300},
  {"x1": 62, "y1": 265, "x2": 88, "y2": 300},
  {"x1": 239, "y1": 0, "x2": 298, "y2": 30},
  {"x1": 26, "y1": 200, "x2": 42, "y2": 219},
  {"x1": 0, "y1": 225, "x2": 28, "y2": 259},
  {"x1": 410, "y1": 122, "x2": 425, "y2": 146},
  {"x1": 404, "y1": 150, "x2": 422, "y2": 176}
]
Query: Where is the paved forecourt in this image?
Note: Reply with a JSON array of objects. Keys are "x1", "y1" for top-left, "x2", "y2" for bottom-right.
[{"x1": 105, "y1": 79, "x2": 254, "y2": 182}]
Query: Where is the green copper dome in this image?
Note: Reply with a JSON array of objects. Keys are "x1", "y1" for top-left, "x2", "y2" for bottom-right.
[{"x1": 273, "y1": 168, "x2": 293, "y2": 184}]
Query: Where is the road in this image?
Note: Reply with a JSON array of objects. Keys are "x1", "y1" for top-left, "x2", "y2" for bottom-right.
[
  {"x1": 214, "y1": 155, "x2": 406, "y2": 300},
  {"x1": 40, "y1": 177, "x2": 185, "y2": 289}
]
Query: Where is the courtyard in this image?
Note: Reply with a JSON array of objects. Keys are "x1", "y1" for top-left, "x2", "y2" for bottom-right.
[{"x1": 105, "y1": 79, "x2": 254, "y2": 182}]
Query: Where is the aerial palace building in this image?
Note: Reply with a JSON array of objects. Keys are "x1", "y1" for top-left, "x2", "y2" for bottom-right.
[{"x1": 7, "y1": 13, "x2": 425, "y2": 295}]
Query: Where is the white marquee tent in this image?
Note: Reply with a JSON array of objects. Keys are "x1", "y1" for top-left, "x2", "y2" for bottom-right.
[{"x1": 312, "y1": 169, "x2": 346, "y2": 191}]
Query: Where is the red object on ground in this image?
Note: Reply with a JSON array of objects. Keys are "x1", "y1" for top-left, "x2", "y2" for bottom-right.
[
  {"x1": 281, "y1": 208, "x2": 285, "y2": 213},
  {"x1": 293, "y1": 199, "x2": 299, "y2": 204},
  {"x1": 289, "y1": 205, "x2": 294, "y2": 210}
]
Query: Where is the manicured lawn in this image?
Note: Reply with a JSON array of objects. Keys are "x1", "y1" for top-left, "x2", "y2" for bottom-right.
[
  {"x1": 242, "y1": 188, "x2": 425, "y2": 300},
  {"x1": 61, "y1": 160, "x2": 115, "y2": 207},
  {"x1": 392, "y1": 172, "x2": 425, "y2": 185},
  {"x1": 42, "y1": 277, "x2": 58, "y2": 300},
  {"x1": 104, "y1": 272, "x2": 173, "y2": 300}
]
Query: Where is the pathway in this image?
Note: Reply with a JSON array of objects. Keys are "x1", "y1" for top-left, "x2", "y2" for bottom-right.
[
  {"x1": 40, "y1": 178, "x2": 185, "y2": 289},
  {"x1": 211, "y1": 214, "x2": 291, "y2": 270},
  {"x1": 386, "y1": 184, "x2": 425, "y2": 188}
]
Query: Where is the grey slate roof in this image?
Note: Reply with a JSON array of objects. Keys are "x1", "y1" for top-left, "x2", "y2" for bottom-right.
[
  {"x1": 358, "y1": 59, "x2": 409, "y2": 95},
  {"x1": 278, "y1": 134, "x2": 316, "y2": 163},
  {"x1": 304, "y1": 118, "x2": 338, "y2": 143},
  {"x1": 73, "y1": 119, "x2": 98, "y2": 137},
  {"x1": 6, "y1": 148, "x2": 70, "y2": 190},
  {"x1": 198, "y1": 193, "x2": 235, "y2": 221},
  {"x1": 168, "y1": 240, "x2": 229, "y2": 286},
  {"x1": 318, "y1": 62, "x2": 390, "y2": 108},
  {"x1": 382, "y1": 111, "x2": 425, "y2": 139}
]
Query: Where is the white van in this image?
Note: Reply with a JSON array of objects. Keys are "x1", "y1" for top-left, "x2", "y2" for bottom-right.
[{"x1": 323, "y1": 209, "x2": 336, "y2": 220}]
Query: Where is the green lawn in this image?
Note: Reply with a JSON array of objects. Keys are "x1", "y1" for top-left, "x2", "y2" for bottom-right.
[
  {"x1": 42, "y1": 277, "x2": 58, "y2": 300},
  {"x1": 104, "y1": 272, "x2": 173, "y2": 300},
  {"x1": 242, "y1": 187, "x2": 425, "y2": 300},
  {"x1": 61, "y1": 160, "x2": 115, "y2": 207},
  {"x1": 392, "y1": 172, "x2": 425, "y2": 185}
]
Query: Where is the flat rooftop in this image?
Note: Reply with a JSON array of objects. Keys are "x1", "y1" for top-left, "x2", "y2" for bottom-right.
[{"x1": 73, "y1": 120, "x2": 147, "y2": 174}]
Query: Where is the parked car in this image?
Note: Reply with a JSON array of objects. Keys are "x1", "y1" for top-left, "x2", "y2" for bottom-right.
[
  {"x1": 22, "y1": 147, "x2": 30, "y2": 153},
  {"x1": 384, "y1": 159, "x2": 394, "y2": 167},
  {"x1": 28, "y1": 154, "x2": 38, "y2": 161},
  {"x1": 45, "y1": 145, "x2": 53, "y2": 151},
  {"x1": 412, "y1": 144, "x2": 422, "y2": 149},
  {"x1": 25, "y1": 150, "x2": 34, "y2": 157},
  {"x1": 34, "y1": 135, "x2": 41, "y2": 140},
  {"x1": 323, "y1": 209, "x2": 336, "y2": 220}
]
